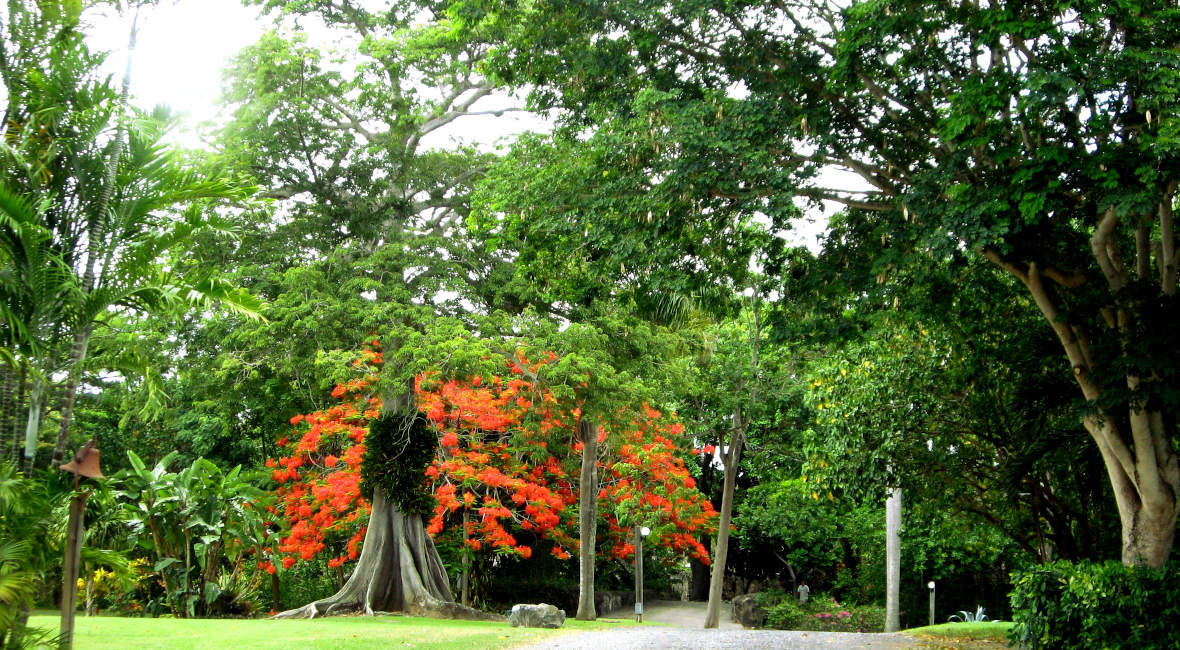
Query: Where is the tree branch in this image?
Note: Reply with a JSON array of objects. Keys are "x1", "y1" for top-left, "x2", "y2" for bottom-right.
[{"x1": 1091, "y1": 206, "x2": 1127, "y2": 292}]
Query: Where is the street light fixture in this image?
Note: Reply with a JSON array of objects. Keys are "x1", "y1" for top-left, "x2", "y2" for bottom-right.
[
  {"x1": 635, "y1": 526, "x2": 651, "y2": 622},
  {"x1": 928, "y1": 581, "x2": 936, "y2": 626}
]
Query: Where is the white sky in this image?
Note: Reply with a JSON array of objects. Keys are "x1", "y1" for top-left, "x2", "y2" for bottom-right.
[
  {"x1": 87, "y1": 0, "x2": 268, "y2": 132},
  {"x1": 86, "y1": 0, "x2": 541, "y2": 151}
]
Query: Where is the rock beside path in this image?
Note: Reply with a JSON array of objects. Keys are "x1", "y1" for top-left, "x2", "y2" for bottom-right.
[
  {"x1": 509, "y1": 603, "x2": 566, "y2": 628},
  {"x1": 731, "y1": 594, "x2": 768, "y2": 628}
]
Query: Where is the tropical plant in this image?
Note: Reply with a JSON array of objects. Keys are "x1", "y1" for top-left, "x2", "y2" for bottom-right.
[
  {"x1": 0, "y1": 1, "x2": 262, "y2": 475},
  {"x1": 0, "y1": 462, "x2": 64, "y2": 647},
  {"x1": 117, "y1": 451, "x2": 270, "y2": 618},
  {"x1": 949, "y1": 606, "x2": 989, "y2": 623}
]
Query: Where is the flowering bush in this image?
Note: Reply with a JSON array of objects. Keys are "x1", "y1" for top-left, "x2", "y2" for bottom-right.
[{"x1": 759, "y1": 591, "x2": 885, "y2": 632}]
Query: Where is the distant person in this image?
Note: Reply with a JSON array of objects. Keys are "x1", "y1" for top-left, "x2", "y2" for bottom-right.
[{"x1": 797, "y1": 582, "x2": 810, "y2": 604}]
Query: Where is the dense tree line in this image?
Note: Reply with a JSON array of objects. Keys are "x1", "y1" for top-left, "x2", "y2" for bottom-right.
[{"x1": 1, "y1": 0, "x2": 1175, "y2": 638}]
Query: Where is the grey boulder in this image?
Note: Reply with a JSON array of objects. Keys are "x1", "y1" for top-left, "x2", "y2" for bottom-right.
[{"x1": 509, "y1": 603, "x2": 566, "y2": 628}]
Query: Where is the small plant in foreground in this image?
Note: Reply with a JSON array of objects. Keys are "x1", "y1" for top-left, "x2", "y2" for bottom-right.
[{"x1": 948, "y1": 605, "x2": 988, "y2": 623}]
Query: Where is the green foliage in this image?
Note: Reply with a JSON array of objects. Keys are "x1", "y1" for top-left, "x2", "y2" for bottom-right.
[
  {"x1": 117, "y1": 451, "x2": 270, "y2": 618},
  {"x1": 1009, "y1": 560, "x2": 1180, "y2": 650},
  {"x1": 472, "y1": 0, "x2": 1180, "y2": 567},
  {"x1": 755, "y1": 590, "x2": 885, "y2": 633},
  {"x1": 277, "y1": 555, "x2": 340, "y2": 612},
  {"x1": 0, "y1": 462, "x2": 60, "y2": 644},
  {"x1": 359, "y1": 413, "x2": 436, "y2": 517}
]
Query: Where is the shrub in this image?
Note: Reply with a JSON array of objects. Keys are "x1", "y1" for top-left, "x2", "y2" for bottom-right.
[
  {"x1": 1009, "y1": 560, "x2": 1180, "y2": 650},
  {"x1": 755, "y1": 590, "x2": 886, "y2": 632}
]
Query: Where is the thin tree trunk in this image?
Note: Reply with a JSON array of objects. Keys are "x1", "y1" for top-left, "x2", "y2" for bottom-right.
[
  {"x1": 51, "y1": 327, "x2": 91, "y2": 468},
  {"x1": 461, "y1": 509, "x2": 470, "y2": 608},
  {"x1": 51, "y1": 16, "x2": 137, "y2": 471},
  {"x1": 689, "y1": 545, "x2": 711, "y2": 600},
  {"x1": 21, "y1": 375, "x2": 44, "y2": 475},
  {"x1": 84, "y1": 561, "x2": 95, "y2": 616},
  {"x1": 575, "y1": 417, "x2": 599, "y2": 621},
  {"x1": 1, "y1": 364, "x2": 14, "y2": 462},
  {"x1": 885, "y1": 486, "x2": 902, "y2": 632},
  {"x1": 704, "y1": 421, "x2": 743, "y2": 629},
  {"x1": 12, "y1": 362, "x2": 25, "y2": 465}
]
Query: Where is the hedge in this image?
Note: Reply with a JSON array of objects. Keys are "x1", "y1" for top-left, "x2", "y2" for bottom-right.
[{"x1": 1009, "y1": 560, "x2": 1180, "y2": 649}]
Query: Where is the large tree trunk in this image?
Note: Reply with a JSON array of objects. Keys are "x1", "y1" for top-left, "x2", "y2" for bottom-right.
[
  {"x1": 884, "y1": 486, "x2": 902, "y2": 632},
  {"x1": 704, "y1": 418, "x2": 743, "y2": 629},
  {"x1": 985, "y1": 198, "x2": 1180, "y2": 568},
  {"x1": 274, "y1": 487, "x2": 495, "y2": 620},
  {"x1": 1088, "y1": 414, "x2": 1179, "y2": 568},
  {"x1": 575, "y1": 417, "x2": 599, "y2": 621}
]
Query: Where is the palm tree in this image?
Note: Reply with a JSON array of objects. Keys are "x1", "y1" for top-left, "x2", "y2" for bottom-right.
[
  {"x1": 0, "y1": 186, "x2": 79, "y2": 473},
  {"x1": 0, "y1": 461, "x2": 65, "y2": 647},
  {"x1": 0, "y1": 4, "x2": 262, "y2": 470},
  {"x1": 48, "y1": 110, "x2": 262, "y2": 468}
]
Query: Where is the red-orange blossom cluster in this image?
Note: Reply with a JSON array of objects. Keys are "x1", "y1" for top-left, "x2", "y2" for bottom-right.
[{"x1": 264, "y1": 341, "x2": 717, "y2": 573}]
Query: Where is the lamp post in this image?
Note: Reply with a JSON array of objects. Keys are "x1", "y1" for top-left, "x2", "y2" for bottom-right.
[
  {"x1": 635, "y1": 525, "x2": 650, "y2": 622},
  {"x1": 928, "y1": 581, "x2": 936, "y2": 627}
]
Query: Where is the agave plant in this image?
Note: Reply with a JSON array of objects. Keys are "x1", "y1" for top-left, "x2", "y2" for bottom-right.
[{"x1": 948, "y1": 605, "x2": 989, "y2": 623}]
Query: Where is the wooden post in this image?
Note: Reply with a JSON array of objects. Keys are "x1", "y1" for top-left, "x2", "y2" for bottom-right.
[
  {"x1": 58, "y1": 438, "x2": 102, "y2": 648},
  {"x1": 60, "y1": 489, "x2": 88, "y2": 648}
]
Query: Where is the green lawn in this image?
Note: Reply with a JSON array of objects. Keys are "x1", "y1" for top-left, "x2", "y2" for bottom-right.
[
  {"x1": 27, "y1": 612, "x2": 636, "y2": 649},
  {"x1": 906, "y1": 621, "x2": 1013, "y2": 649}
]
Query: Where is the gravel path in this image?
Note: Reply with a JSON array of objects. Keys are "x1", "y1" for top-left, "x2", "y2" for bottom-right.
[{"x1": 513, "y1": 600, "x2": 923, "y2": 650}]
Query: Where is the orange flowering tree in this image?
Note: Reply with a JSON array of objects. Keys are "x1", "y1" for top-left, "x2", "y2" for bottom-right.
[{"x1": 265, "y1": 342, "x2": 717, "y2": 589}]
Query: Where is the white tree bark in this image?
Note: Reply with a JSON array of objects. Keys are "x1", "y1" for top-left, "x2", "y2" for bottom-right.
[{"x1": 885, "y1": 486, "x2": 902, "y2": 633}]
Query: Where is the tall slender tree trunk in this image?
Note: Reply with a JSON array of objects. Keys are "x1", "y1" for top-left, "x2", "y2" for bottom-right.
[
  {"x1": 84, "y1": 562, "x2": 95, "y2": 616},
  {"x1": 461, "y1": 509, "x2": 470, "y2": 608},
  {"x1": 689, "y1": 544, "x2": 711, "y2": 600},
  {"x1": 51, "y1": 326, "x2": 90, "y2": 468},
  {"x1": 21, "y1": 375, "x2": 44, "y2": 474},
  {"x1": 11, "y1": 362, "x2": 25, "y2": 465},
  {"x1": 575, "y1": 417, "x2": 599, "y2": 621},
  {"x1": 1, "y1": 364, "x2": 14, "y2": 462},
  {"x1": 50, "y1": 15, "x2": 137, "y2": 471},
  {"x1": 885, "y1": 486, "x2": 902, "y2": 632},
  {"x1": 704, "y1": 416, "x2": 743, "y2": 629}
]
